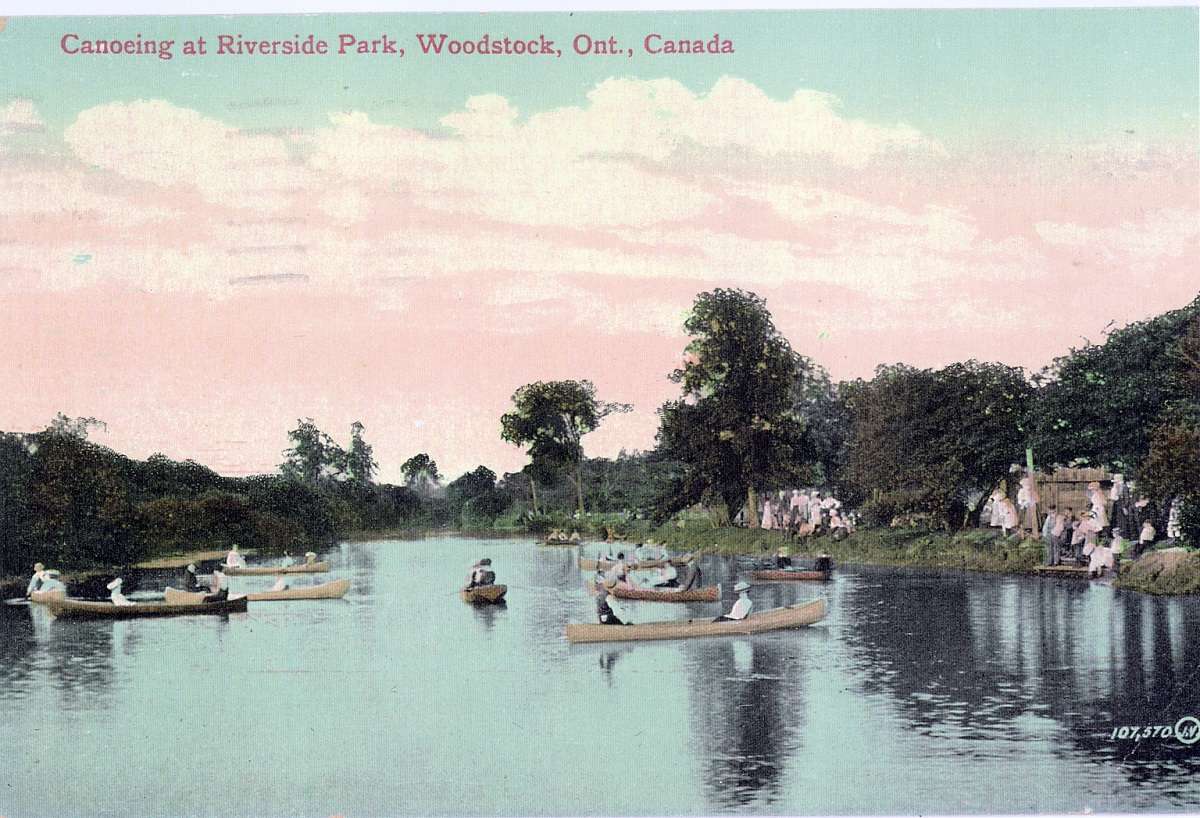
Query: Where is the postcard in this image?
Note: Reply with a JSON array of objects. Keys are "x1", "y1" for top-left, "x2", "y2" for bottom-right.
[{"x1": 1, "y1": 7, "x2": 1198, "y2": 818}]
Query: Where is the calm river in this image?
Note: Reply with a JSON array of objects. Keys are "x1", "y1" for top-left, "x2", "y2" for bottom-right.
[{"x1": 3, "y1": 535, "x2": 1200, "y2": 816}]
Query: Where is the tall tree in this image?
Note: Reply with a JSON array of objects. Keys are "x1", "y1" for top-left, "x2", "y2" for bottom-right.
[
  {"x1": 501, "y1": 380, "x2": 631, "y2": 515},
  {"x1": 400, "y1": 453, "x2": 442, "y2": 496},
  {"x1": 345, "y1": 421, "x2": 377, "y2": 486},
  {"x1": 655, "y1": 289, "x2": 814, "y2": 526},
  {"x1": 280, "y1": 418, "x2": 346, "y2": 485}
]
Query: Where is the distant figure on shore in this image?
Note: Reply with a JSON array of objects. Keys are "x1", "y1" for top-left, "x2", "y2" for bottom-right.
[
  {"x1": 1087, "y1": 481, "x2": 1109, "y2": 529},
  {"x1": 107, "y1": 578, "x2": 132, "y2": 606},
  {"x1": 1139, "y1": 519, "x2": 1157, "y2": 556},
  {"x1": 987, "y1": 489, "x2": 1005, "y2": 529},
  {"x1": 715, "y1": 581, "x2": 753, "y2": 622},
  {"x1": 595, "y1": 578, "x2": 628, "y2": 626},
  {"x1": 183, "y1": 563, "x2": 201, "y2": 592},
  {"x1": 26, "y1": 562, "x2": 46, "y2": 598},
  {"x1": 39, "y1": 570, "x2": 66, "y2": 594},
  {"x1": 999, "y1": 497, "x2": 1019, "y2": 537},
  {"x1": 206, "y1": 566, "x2": 229, "y2": 602},
  {"x1": 1167, "y1": 499, "x2": 1183, "y2": 542},
  {"x1": 761, "y1": 497, "x2": 775, "y2": 530},
  {"x1": 225, "y1": 544, "x2": 246, "y2": 568},
  {"x1": 569, "y1": 530, "x2": 581, "y2": 543}
]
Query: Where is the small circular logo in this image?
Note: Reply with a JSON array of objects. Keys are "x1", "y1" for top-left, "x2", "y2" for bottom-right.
[{"x1": 1174, "y1": 716, "x2": 1200, "y2": 745}]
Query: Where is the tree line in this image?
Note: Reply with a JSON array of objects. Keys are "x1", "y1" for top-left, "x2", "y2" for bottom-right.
[{"x1": 1, "y1": 287, "x2": 1195, "y2": 575}]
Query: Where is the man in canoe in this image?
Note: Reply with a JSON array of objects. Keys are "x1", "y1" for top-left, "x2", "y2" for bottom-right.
[
  {"x1": 678, "y1": 554, "x2": 702, "y2": 591},
  {"x1": 225, "y1": 544, "x2": 246, "y2": 568},
  {"x1": 304, "y1": 551, "x2": 319, "y2": 565},
  {"x1": 107, "y1": 578, "x2": 133, "y2": 606},
  {"x1": 596, "y1": 578, "x2": 630, "y2": 626},
  {"x1": 774, "y1": 547, "x2": 793, "y2": 569},
  {"x1": 814, "y1": 554, "x2": 834, "y2": 574},
  {"x1": 183, "y1": 564, "x2": 202, "y2": 592},
  {"x1": 280, "y1": 552, "x2": 295, "y2": 568},
  {"x1": 714, "y1": 581, "x2": 753, "y2": 622},
  {"x1": 25, "y1": 562, "x2": 47, "y2": 598}
]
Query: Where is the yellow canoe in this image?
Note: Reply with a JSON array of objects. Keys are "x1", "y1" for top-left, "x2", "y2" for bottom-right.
[
  {"x1": 565, "y1": 598, "x2": 827, "y2": 643},
  {"x1": 461, "y1": 584, "x2": 507, "y2": 604},
  {"x1": 164, "y1": 578, "x2": 350, "y2": 603}
]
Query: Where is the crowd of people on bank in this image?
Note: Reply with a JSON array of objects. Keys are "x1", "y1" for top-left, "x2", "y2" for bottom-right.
[{"x1": 734, "y1": 488, "x2": 857, "y2": 541}]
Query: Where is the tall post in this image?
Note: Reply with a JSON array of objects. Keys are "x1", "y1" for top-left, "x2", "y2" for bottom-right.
[{"x1": 1025, "y1": 447, "x2": 1039, "y2": 536}]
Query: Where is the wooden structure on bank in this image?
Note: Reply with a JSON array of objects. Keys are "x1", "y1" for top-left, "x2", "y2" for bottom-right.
[{"x1": 1033, "y1": 467, "x2": 1114, "y2": 516}]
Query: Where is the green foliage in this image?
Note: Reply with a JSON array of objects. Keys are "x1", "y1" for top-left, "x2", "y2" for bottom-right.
[
  {"x1": 1029, "y1": 295, "x2": 1199, "y2": 470},
  {"x1": 656, "y1": 288, "x2": 817, "y2": 524},
  {"x1": 400, "y1": 453, "x2": 442, "y2": 495},
  {"x1": 280, "y1": 418, "x2": 347, "y2": 485},
  {"x1": 447, "y1": 465, "x2": 509, "y2": 527},
  {"x1": 500, "y1": 379, "x2": 631, "y2": 514},
  {"x1": 843, "y1": 360, "x2": 1033, "y2": 527},
  {"x1": 345, "y1": 421, "x2": 377, "y2": 486}
]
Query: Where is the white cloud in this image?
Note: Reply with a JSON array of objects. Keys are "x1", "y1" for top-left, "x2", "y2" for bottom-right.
[{"x1": 0, "y1": 98, "x2": 44, "y2": 131}]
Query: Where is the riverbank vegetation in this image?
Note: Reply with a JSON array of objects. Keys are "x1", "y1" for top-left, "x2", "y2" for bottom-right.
[{"x1": 1, "y1": 288, "x2": 1196, "y2": 593}]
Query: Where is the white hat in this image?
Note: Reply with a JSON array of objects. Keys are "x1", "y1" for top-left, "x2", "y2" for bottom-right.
[
  {"x1": 734, "y1": 580, "x2": 751, "y2": 593},
  {"x1": 106, "y1": 578, "x2": 123, "y2": 590},
  {"x1": 34, "y1": 562, "x2": 44, "y2": 572},
  {"x1": 186, "y1": 564, "x2": 196, "y2": 572},
  {"x1": 45, "y1": 569, "x2": 61, "y2": 578},
  {"x1": 305, "y1": 551, "x2": 317, "y2": 558}
]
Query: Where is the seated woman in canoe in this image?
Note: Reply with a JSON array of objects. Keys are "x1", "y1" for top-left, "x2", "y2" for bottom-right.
[
  {"x1": 280, "y1": 552, "x2": 295, "y2": 568},
  {"x1": 714, "y1": 581, "x2": 753, "y2": 622},
  {"x1": 225, "y1": 544, "x2": 246, "y2": 568},
  {"x1": 107, "y1": 577, "x2": 134, "y2": 606},
  {"x1": 465, "y1": 558, "x2": 497, "y2": 589},
  {"x1": 304, "y1": 551, "x2": 319, "y2": 565},
  {"x1": 205, "y1": 566, "x2": 229, "y2": 602},
  {"x1": 651, "y1": 561, "x2": 679, "y2": 588},
  {"x1": 603, "y1": 555, "x2": 635, "y2": 590},
  {"x1": 678, "y1": 555, "x2": 703, "y2": 591},
  {"x1": 40, "y1": 569, "x2": 66, "y2": 594},
  {"x1": 596, "y1": 578, "x2": 631, "y2": 626}
]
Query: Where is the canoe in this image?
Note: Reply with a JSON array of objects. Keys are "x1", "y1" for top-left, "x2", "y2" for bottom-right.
[
  {"x1": 579, "y1": 557, "x2": 687, "y2": 572},
  {"x1": 542, "y1": 537, "x2": 580, "y2": 546},
  {"x1": 40, "y1": 594, "x2": 248, "y2": 620},
  {"x1": 565, "y1": 598, "x2": 827, "y2": 643},
  {"x1": 224, "y1": 562, "x2": 329, "y2": 575},
  {"x1": 749, "y1": 569, "x2": 831, "y2": 582},
  {"x1": 163, "y1": 578, "x2": 350, "y2": 603},
  {"x1": 587, "y1": 580, "x2": 721, "y2": 603},
  {"x1": 461, "y1": 584, "x2": 507, "y2": 604},
  {"x1": 28, "y1": 589, "x2": 67, "y2": 604}
]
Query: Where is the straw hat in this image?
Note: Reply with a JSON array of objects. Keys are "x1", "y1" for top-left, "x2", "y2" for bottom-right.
[
  {"x1": 186, "y1": 564, "x2": 197, "y2": 573},
  {"x1": 734, "y1": 580, "x2": 751, "y2": 593},
  {"x1": 106, "y1": 578, "x2": 123, "y2": 590},
  {"x1": 602, "y1": 577, "x2": 618, "y2": 590},
  {"x1": 33, "y1": 562, "x2": 44, "y2": 572}
]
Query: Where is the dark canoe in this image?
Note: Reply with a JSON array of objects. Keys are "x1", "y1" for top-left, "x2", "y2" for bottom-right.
[
  {"x1": 749, "y1": 569, "x2": 831, "y2": 582},
  {"x1": 40, "y1": 594, "x2": 249, "y2": 619},
  {"x1": 461, "y1": 584, "x2": 507, "y2": 604},
  {"x1": 224, "y1": 562, "x2": 329, "y2": 575},
  {"x1": 566, "y1": 598, "x2": 828, "y2": 643}
]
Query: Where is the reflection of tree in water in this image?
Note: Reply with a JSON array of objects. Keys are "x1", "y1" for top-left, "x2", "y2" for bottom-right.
[
  {"x1": 837, "y1": 568, "x2": 1200, "y2": 800},
  {"x1": 0, "y1": 607, "x2": 38, "y2": 691},
  {"x1": 683, "y1": 636, "x2": 804, "y2": 810}
]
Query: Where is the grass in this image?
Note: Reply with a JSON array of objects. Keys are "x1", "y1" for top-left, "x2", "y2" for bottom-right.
[
  {"x1": 649, "y1": 520, "x2": 1046, "y2": 574},
  {"x1": 1116, "y1": 549, "x2": 1200, "y2": 595}
]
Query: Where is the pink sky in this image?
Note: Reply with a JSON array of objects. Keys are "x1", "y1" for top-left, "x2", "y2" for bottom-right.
[{"x1": 1, "y1": 81, "x2": 1196, "y2": 481}]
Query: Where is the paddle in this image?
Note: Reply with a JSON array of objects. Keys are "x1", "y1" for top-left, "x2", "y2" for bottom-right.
[{"x1": 4, "y1": 597, "x2": 30, "y2": 606}]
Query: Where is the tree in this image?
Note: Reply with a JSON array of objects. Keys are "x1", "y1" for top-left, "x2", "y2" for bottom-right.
[
  {"x1": 842, "y1": 361, "x2": 1033, "y2": 528},
  {"x1": 447, "y1": 465, "x2": 509, "y2": 525},
  {"x1": 280, "y1": 418, "x2": 346, "y2": 485},
  {"x1": 401, "y1": 453, "x2": 442, "y2": 496},
  {"x1": 45, "y1": 413, "x2": 106, "y2": 440},
  {"x1": 655, "y1": 289, "x2": 813, "y2": 526},
  {"x1": 1029, "y1": 295, "x2": 1199, "y2": 470},
  {"x1": 345, "y1": 421, "x2": 377, "y2": 486},
  {"x1": 500, "y1": 380, "x2": 631, "y2": 515}
]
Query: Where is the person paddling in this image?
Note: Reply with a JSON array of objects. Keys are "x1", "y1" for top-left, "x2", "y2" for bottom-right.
[
  {"x1": 814, "y1": 553, "x2": 833, "y2": 574},
  {"x1": 774, "y1": 547, "x2": 793, "y2": 569},
  {"x1": 678, "y1": 554, "x2": 702, "y2": 591},
  {"x1": 183, "y1": 563, "x2": 201, "y2": 592},
  {"x1": 107, "y1": 578, "x2": 133, "y2": 606},
  {"x1": 26, "y1": 562, "x2": 47, "y2": 598},
  {"x1": 652, "y1": 561, "x2": 679, "y2": 588},
  {"x1": 304, "y1": 551, "x2": 318, "y2": 566},
  {"x1": 476, "y1": 558, "x2": 496, "y2": 586},
  {"x1": 596, "y1": 578, "x2": 630, "y2": 626},
  {"x1": 714, "y1": 581, "x2": 753, "y2": 622}
]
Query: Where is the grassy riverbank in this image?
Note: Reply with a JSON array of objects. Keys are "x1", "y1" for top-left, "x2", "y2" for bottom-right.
[
  {"x1": 650, "y1": 522, "x2": 1045, "y2": 573},
  {"x1": 1115, "y1": 549, "x2": 1200, "y2": 595}
]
